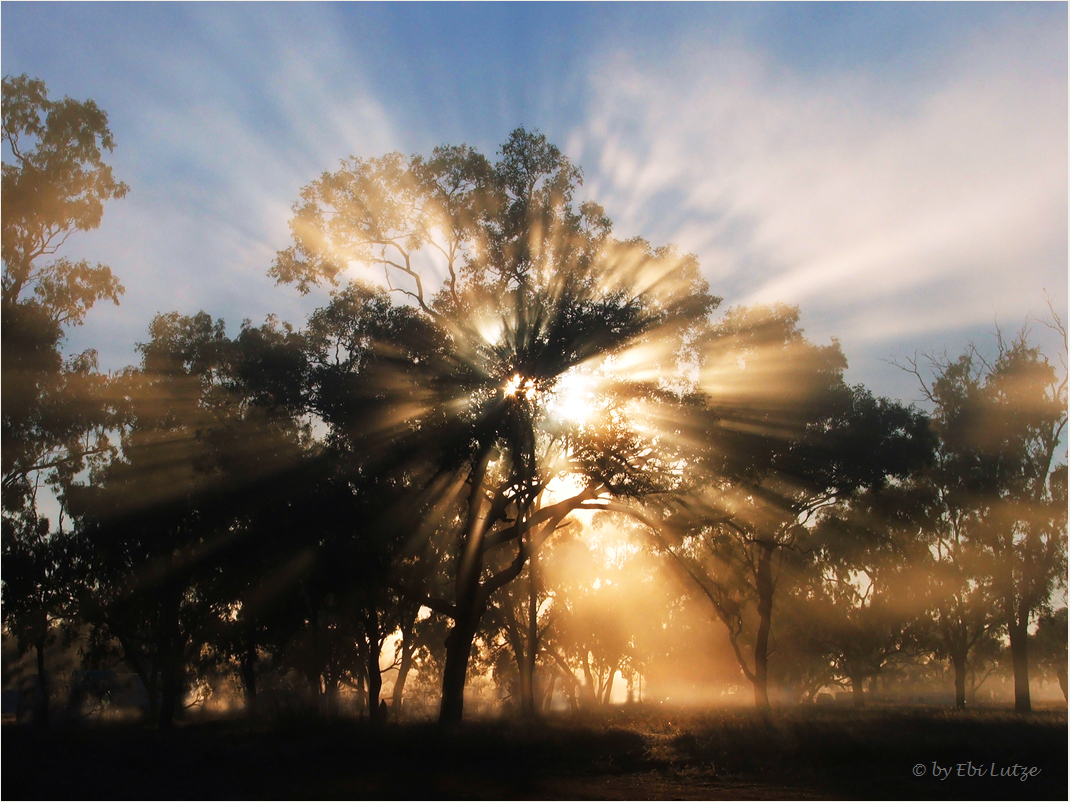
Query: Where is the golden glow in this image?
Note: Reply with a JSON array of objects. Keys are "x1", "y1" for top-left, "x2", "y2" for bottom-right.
[
  {"x1": 503, "y1": 373, "x2": 539, "y2": 400},
  {"x1": 547, "y1": 369, "x2": 596, "y2": 424}
]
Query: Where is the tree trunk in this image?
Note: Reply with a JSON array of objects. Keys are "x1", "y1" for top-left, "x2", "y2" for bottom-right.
[
  {"x1": 565, "y1": 679, "x2": 579, "y2": 713},
  {"x1": 602, "y1": 662, "x2": 620, "y2": 705},
  {"x1": 351, "y1": 670, "x2": 366, "y2": 718},
  {"x1": 367, "y1": 612, "x2": 385, "y2": 725},
  {"x1": 520, "y1": 550, "x2": 540, "y2": 719},
  {"x1": 439, "y1": 447, "x2": 492, "y2": 725},
  {"x1": 542, "y1": 672, "x2": 557, "y2": 712},
  {"x1": 752, "y1": 544, "x2": 774, "y2": 711},
  {"x1": 950, "y1": 649, "x2": 967, "y2": 710},
  {"x1": 325, "y1": 677, "x2": 339, "y2": 717},
  {"x1": 158, "y1": 655, "x2": 181, "y2": 730},
  {"x1": 851, "y1": 676, "x2": 865, "y2": 709},
  {"x1": 440, "y1": 622, "x2": 477, "y2": 724},
  {"x1": 157, "y1": 594, "x2": 184, "y2": 730},
  {"x1": 241, "y1": 645, "x2": 258, "y2": 716},
  {"x1": 1008, "y1": 617, "x2": 1031, "y2": 713},
  {"x1": 581, "y1": 653, "x2": 597, "y2": 707},
  {"x1": 392, "y1": 643, "x2": 414, "y2": 716},
  {"x1": 518, "y1": 656, "x2": 535, "y2": 717},
  {"x1": 392, "y1": 605, "x2": 419, "y2": 716},
  {"x1": 34, "y1": 637, "x2": 49, "y2": 727},
  {"x1": 145, "y1": 665, "x2": 160, "y2": 724}
]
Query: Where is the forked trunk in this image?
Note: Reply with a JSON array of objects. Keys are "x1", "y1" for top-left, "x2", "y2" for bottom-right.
[
  {"x1": 602, "y1": 662, "x2": 621, "y2": 705},
  {"x1": 392, "y1": 605, "x2": 420, "y2": 715},
  {"x1": 392, "y1": 643, "x2": 414, "y2": 716},
  {"x1": 367, "y1": 625, "x2": 385, "y2": 725}
]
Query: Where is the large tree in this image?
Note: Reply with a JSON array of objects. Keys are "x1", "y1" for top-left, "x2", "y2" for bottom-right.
[
  {"x1": 2, "y1": 74, "x2": 127, "y2": 511},
  {"x1": 901, "y1": 322, "x2": 1068, "y2": 712},
  {"x1": 69, "y1": 312, "x2": 314, "y2": 727},
  {"x1": 806, "y1": 486, "x2": 934, "y2": 707},
  {"x1": 1, "y1": 74, "x2": 128, "y2": 724},
  {"x1": 891, "y1": 473, "x2": 999, "y2": 710},
  {"x1": 272, "y1": 128, "x2": 719, "y2": 722},
  {"x1": 648, "y1": 304, "x2": 933, "y2": 710}
]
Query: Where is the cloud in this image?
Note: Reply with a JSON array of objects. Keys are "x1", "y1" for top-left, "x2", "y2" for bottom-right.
[
  {"x1": 58, "y1": 6, "x2": 406, "y2": 370},
  {"x1": 572, "y1": 18, "x2": 1067, "y2": 353}
]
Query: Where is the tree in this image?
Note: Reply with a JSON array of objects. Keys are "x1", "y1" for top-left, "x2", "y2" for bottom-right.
[
  {"x1": 532, "y1": 517, "x2": 663, "y2": 711},
  {"x1": 2, "y1": 73, "x2": 127, "y2": 511},
  {"x1": 272, "y1": 128, "x2": 719, "y2": 723},
  {"x1": 649, "y1": 304, "x2": 933, "y2": 710},
  {"x1": 69, "y1": 312, "x2": 318, "y2": 727},
  {"x1": 907, "y1": 473, "x2": 999, "y2": 710},
  {"x1": 1031, "y1": 607, "x2": 1068, "y2": 702},
  {"x1": 901, "y1": 321, "x2": 1068, "y2": 712},
  {"x1": 807, "y1": 487, "x2": 933, "y2": 707},
  {"x1": 1, "y1": 74, "x2": 127, "y2": 725}
]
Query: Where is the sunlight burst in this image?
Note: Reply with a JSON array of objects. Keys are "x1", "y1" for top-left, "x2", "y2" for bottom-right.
[{"x1": 547, "y1": 369, "x2": 596, "y2": 424}]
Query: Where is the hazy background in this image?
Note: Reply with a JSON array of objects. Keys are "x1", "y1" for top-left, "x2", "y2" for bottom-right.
[{"x1": 2, "y1": 2, "x2": 1066, "y2": 404}]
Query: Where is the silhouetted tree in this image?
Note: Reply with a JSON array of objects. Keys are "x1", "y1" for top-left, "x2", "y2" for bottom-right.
[
  {"x1": 69, "y1": 312, "x2": 316, "y2": 726},
  {"x1": 1031, "y1": 607, "x2": 1068, "y2": 702},
  {"x1": 649, "y1": 305, "x2": 933, "y2": 710},
  {"x1": 196, "y1": 317, "x2": 319, "y2": 716},
  {"x1": 2, "y1": 74, "x2": 128, "y2": 725},
  {"x1": 272, "y1": 128, "x2": 719, "y2": 723},
  {"x1": 896, "y1": 474, "x2": 999, "y2": 709},
  {"x1": 900, "y1": 322, "x2": 1068, "y2": 712},
  {"x1": 2, "y1": 74, "x2": 127, "y2": 512},
  {"x1": 808, "y1": 488, "x2": 933, "y2": 707}
]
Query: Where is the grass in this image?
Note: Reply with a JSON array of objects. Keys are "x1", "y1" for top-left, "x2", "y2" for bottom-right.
[{"x1": 3, "y1": 705, "x2": 1066, "y2": 800}]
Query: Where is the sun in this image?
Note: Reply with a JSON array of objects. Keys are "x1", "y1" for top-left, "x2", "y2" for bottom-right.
[
  {"x1": 547, "y1": 368, "x2": 596, "y2": 424},
  {"x1": 503, "y1": 373, "x2": 539, "y2": 400}
]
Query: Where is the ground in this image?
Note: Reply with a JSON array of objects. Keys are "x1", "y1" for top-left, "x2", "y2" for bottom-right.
[{"x1": 3, "y1": 705, "x2": 1066, "y2": 800}]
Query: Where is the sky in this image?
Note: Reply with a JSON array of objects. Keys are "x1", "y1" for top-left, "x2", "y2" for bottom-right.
[{"x1": 3, "y1": 2, "x2": 1067, "y2": 405}]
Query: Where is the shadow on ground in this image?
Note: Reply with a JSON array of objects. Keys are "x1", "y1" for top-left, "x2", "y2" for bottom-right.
[{"x1": 3, "y1": 706, "x2": 1066, "y2": 800}]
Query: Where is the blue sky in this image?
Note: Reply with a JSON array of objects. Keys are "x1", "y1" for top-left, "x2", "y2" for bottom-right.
[{"x1": 3, "y1": 2, "x2": 1066, "y2": 404}]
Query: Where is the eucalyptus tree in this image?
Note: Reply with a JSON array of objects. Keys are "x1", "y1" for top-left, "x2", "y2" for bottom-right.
[
  {"x1": 272, "y1": 128, "x2": 719, "y2": 722},
  {"x1": 2, "y1": 74, "x2": 128, "y2": 724},
  {"x1": 199, "y1": 316, "x2": 319, "y2": 714},
  {"x1": 806, "y1": 486, "x2": 935, "y2": 707},
  {"x1": 1, "y1": 74, "x2": 127, "y2": 513},
  {"x1": 1031, "y1": 607, "x2": 1068, "y2": 702},
  {"x1": 900, "y1": 322, "x2": 1068, "y2": 712},
  {"x1": 647, "y1": 304, "x2": 933, "y2": 710},
  {"x1": 880, "y1": 473, "x2": 999, "y2": 709},
  {"x1": 68, "y1": 312, "x2": 316, "y2": 727}
]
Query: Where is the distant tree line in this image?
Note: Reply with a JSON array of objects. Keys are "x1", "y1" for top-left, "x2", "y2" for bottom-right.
[{"x1": 3, "y1": 75, "x2": 1066, "y2": 729}]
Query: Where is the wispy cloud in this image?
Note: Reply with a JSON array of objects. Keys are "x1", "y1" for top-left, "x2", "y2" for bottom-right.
[
  {"x1": 572, "y1": 19, "x2": 1067, "y2": 352},
  {"x1": 57, "y1": 6, "x2": 405, "y2": 368}
]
